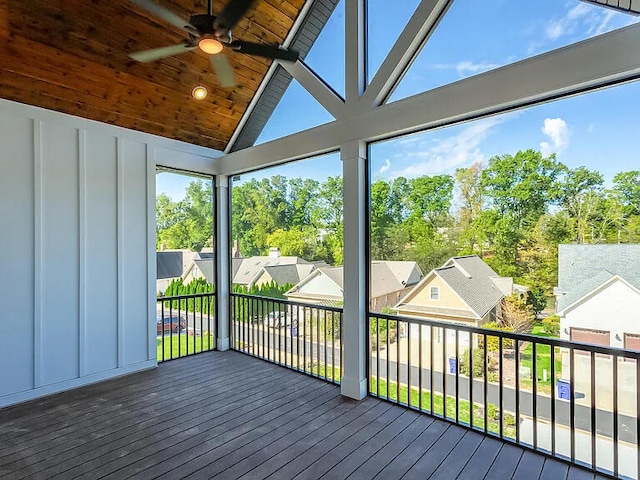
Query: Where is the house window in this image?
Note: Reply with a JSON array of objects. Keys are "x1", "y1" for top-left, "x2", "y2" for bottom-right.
[{"x1": 430, "y1": 286, "x2": 440, "y2": 301}]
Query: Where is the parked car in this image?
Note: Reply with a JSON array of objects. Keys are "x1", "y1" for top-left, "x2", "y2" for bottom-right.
[
  {"x1": 263, "y1": 311, "x2": 295, "y2": 328},
  {"x1": 157, "y1": 315, "x2": 187, "y2": 334}
]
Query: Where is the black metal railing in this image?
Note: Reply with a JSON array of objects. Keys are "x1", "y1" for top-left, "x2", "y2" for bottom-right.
[
  {"x1": 368, "y1": 313, "x2": 640, "y2": 479},
  {"x1": 156, "y1": 293, "x2": 216, "y2": 362},
  {"x1": 231, "y1": 293, "x2": 343, "y2": 385}
]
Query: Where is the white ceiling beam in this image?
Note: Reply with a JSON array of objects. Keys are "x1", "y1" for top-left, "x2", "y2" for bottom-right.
[
  {"x1": 358, "y1": 0, "x2": 453, "y2": 113},
  {"x1": 278, "y1": 59, "x2": 346, "y2": 119},
  {"x1": 344, "y1": 0, "x2": 366, "y2": 107},
  {"x1": 218, "y1": 23, "x2": 640, "y2": 175},
  {"x1": 223, "y1": 0, "x2": 316, "y2": 154}
]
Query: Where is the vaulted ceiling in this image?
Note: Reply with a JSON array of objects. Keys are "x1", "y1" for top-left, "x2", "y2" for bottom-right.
[{"x1": 0, "y1": 0, "x2": 308, "y2": 151}]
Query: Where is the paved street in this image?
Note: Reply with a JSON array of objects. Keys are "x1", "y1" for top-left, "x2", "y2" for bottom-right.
[{"x1": 236, "y1": 322, "x2": 637, "y2": 444}]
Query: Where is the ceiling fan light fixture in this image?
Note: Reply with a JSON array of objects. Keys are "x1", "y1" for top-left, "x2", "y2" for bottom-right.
[
  {"x1": 198, "y1": 37, "x2": 224, "y2": 55},
  {"x1": 192, "y1": 85, "x2": 208, "y2": 100}
]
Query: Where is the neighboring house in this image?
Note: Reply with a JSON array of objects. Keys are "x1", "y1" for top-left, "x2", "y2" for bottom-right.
[
  {"x1": 184, "y1": 247, "x2": 324, "y2": 288},
  {"x1": 285, "y1": 261, "x2": 423, "y2": 310},
  {"x1": 555, "y1": 244, "x2": 640, "y2": 350},
  {"x1": 394, "y1": 255, "x2": 528, "y2": 326}
]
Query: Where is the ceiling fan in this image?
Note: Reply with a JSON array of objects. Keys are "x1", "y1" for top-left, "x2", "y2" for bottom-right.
[{"x1": 129, "y1": 0, "x2": 300, "y2": 88}]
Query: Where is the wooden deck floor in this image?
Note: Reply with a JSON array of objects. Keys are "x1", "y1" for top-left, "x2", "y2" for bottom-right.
[{"x1": 0, "y1": 351, "x2": 607, "y2": 480}]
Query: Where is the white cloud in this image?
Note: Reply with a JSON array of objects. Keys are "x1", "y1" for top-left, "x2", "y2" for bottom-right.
[
  {"x1": 388, "y1": 116, "x2": 506, "y2": 178},
  {"x1": 544, "y1": 2, "x2": 637, "y2": 44},
  {"x1": 540, "y1": 118, "x2": 570, "y2": 157},
  {"x1": 378, "y1": 159, "x2": 391, "y2": 174},
  {"x1": 431, "y1": 61, "x2": 502, "y2": 77}
]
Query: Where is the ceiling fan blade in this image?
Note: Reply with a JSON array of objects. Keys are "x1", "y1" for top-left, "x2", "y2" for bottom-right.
[
  {"x1": 210, "y1": 53, "x2": 236, "y2": 88},
  {"x1": 130, "y1": 0, "x2": 195, "y2": 33},
  {"x1": 213, "y1": 0, "x2": 256, "y2": 36},
  {"x1": 229, "y1": 41, "x2": 299, "y2": 61},
  {"x1": 130, "y1": 44, "x2": 196, "y2": 62}
]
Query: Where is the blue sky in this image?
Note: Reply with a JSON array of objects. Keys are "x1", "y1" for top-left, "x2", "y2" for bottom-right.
[{"x1": 159, "y1": 0, "x2": 639, "y2": 197}]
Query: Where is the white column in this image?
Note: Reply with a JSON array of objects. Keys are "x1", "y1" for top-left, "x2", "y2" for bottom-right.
[
  {"x1": 215, "y1": 174, "x2": 230, "y2": 351},
  {"x1": 344, "y1": 0, "x2": 366, "y2": 107},
  {"x1": 340, "y1": 140, "x2": 368, "y2": 400}
]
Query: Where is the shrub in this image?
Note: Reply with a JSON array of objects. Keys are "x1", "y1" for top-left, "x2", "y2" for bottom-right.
[
  {"x1": 479, "y1": 321, "x2": 514, "y2": 352},
  {"x1": 460, "y1": 348, "x2": 486, "y2": 378},
  {"x1": 541, "y1": 315, "x2": 560, "y2": 337}
]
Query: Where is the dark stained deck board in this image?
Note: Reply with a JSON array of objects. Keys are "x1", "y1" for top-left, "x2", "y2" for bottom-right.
[
  {"x1": 0, "y1": 350, "x2": 606, "y2": 480},
  {"x1": 318, "y1": 410, "x2": 421, "y2": 479},
  {"x1": 513, "y1": 450, "x2": 547, "y2": 480},
  {"x1": 485, "y1": 442, "x2": 525, "y2": 479},
  {"x1": 66, "y1": 378, "x2": 332, "y2": 479},
  {"x1": 456, "y1": 436, "x2": 504, "y2": 480},
  {"x1": 234, "y1": 397, "x2": 382, "y2": 480},
  {"x1": 0, "y1": 358, "x2": 283, "y2": 466},
  {"x1": 540, "y1": 458, "x2": 570, "y2": 480},
  {"x1": 346, "y1": 414, "x2": 436, "y2": 480}
]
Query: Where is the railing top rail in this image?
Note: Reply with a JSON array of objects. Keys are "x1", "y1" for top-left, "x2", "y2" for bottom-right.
[
  {"x1": 157, "y1": 292, "x2": 215, "y2": 301},
  {"x1": 369, "y1": 312, "x2": 640, "y2": 360},
  {"x1": 231, "y1": 292, "x2": 344, "y2": 313}
]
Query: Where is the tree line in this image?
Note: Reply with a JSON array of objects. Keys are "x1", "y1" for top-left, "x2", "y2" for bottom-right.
[{"x1": 156, "y1": 150, "x2": 640, "y2": 305}]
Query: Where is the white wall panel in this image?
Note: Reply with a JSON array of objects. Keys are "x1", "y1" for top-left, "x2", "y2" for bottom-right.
[
  {"x1": 121, "y1": 139, "x2": 151, "y2": 366},
  {"x1": 0, "y1": 99, "x2": 220, "y2": 408},
  {"x1": 0, "y1": 114, "x2": 34, "y2": 397},
  {"x1": 40, "y1": 122, "x2": 80, "y2": 386},
  {"x1": 84, "y1": 131, "x2": 118, "y2": 375}
]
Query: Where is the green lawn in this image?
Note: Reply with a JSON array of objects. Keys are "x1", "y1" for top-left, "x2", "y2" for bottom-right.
[
  {"x1": 370, "y1": 377, "x2": 517, "y2": 439},
  {"x1": 157, "y1": 334, "x2": 215, "y2": 361},
  {"x1": 520, "y1": 322, "x2": 562, "y2": 394}
]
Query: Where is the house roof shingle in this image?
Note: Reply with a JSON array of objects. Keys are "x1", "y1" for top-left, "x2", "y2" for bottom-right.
[
  {"x1": 557, "y1": 244, "x2": 640, "y2": 312},
  {"x1": 157, "y1": 251, "x2": 184, "y2": 280}
]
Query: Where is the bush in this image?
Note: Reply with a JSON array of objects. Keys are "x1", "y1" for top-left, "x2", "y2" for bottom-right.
[
  {"x1": 460, "y1": 348, "x2": 486, "y2": 378},
  {"x1": 479, "y1": 321, "x2": 514, "y2": 352},
  {"x1": 541, "y1": 314, "x2": 560, "y2": 337}
]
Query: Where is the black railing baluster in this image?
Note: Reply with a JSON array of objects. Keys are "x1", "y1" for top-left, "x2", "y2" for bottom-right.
[
  {"x1": 169, "y1": 302, "x2": 174, "y2": 360},
  {"x1": 455, "y1": 329, "x2": 459, "y2": 424},
  {"x1": 386, "y1": 319, "x2": 390, "y2": 401},
  {"x1": 396, "y1": 321, "x2": 400, "y2": 404},
  {"x1": 551, "y1": 344, "x2": 556, "y2": 455},
  {"x1": 590, "y1": 350, "x2": 596, "y2": 470},
  {"x1": 161, "y1": 299, "x2": 165, "y2": 362},
  {"x1": 533, "y1": 342, "x2": 537, "y2": 449},
  {"x1": 443, "y1": 327, "x2": 447, "y2": 418},
  {"x1": 636, "y1": 357, "x2": 640, "y2": 480},
  {"x1": 430, "y1": 325, "x2": 434, "y2": 415},
  {"x1": 408, "y1": 322, "x2": 412, "y2": 409},
  {"x1": 377, "y1": 317, "x2": 380, "y2": 398},
  {"x1": 515, "y1": 339, "x2": 520, "y2": 444},
  {"x1": 419, "y1": 325, "x2": 423, "y2": 412},
  {"x1": 570, "y1": 346, "x2": 575, "y2": 463},
  {"x1": 469, "y1": 333, "x2": 474, "y2": 429},
  {"x1": 484, "y1": 332, "x2": 488, "y2": 434},
  {"x1": 613, "y1": 353, "x2": 618, "y2": 478},
  {"x1": 324, "y1": 309, "x2": 327, "y2": 381},
  {"x1": 316, "y1": 307, "x2": 320, "y2": 378},
  {"x1": 499, "y1": 336, "x2": 503, "y2": 439}
]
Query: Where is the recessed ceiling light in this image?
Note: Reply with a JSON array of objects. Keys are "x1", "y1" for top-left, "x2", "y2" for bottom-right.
[
  {"x1": 198, "y1": 37, "x2": 224, "y2": 55},
  {"x1": 192, "y1": 85, "x2": 208, "y2": 100}
]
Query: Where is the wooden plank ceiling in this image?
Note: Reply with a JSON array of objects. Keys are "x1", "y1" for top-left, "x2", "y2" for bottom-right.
[{"x1": 0, "y1": 0, "x2": 305, "y2": 150}]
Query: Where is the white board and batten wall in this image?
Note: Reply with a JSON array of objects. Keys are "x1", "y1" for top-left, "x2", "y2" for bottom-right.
[{"x1": 0, "y1": 99, "x2": 219, "y2": 408}]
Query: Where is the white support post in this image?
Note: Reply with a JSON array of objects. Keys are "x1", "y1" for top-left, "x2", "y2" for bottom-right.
[
  {"x1": 279, "y1": 60, "x2": 346, "y2": 119},
  {"x1": 215, "y1": 175, "x2": 230, "y2": 351},
  {"x1": 345, "y1": 0, "x2": 366, "y2": 107},
  {"x1": 358, "y1": 0, "x2": 452, "y2": 111},
  {"x1": 340, "y1": 140, "x2": 368, "y2": 400}
]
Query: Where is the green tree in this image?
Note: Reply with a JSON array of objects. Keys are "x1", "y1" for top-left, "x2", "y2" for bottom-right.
[
  {"x1": 612, "y1": 170, "x2": 640, "y2": 215},
  {"x1": 482, "y1": 150, "x2": 564, "y2": 229},
  {"x1": 455, "y1": 162, "x2": 484, "y2": 227}
]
